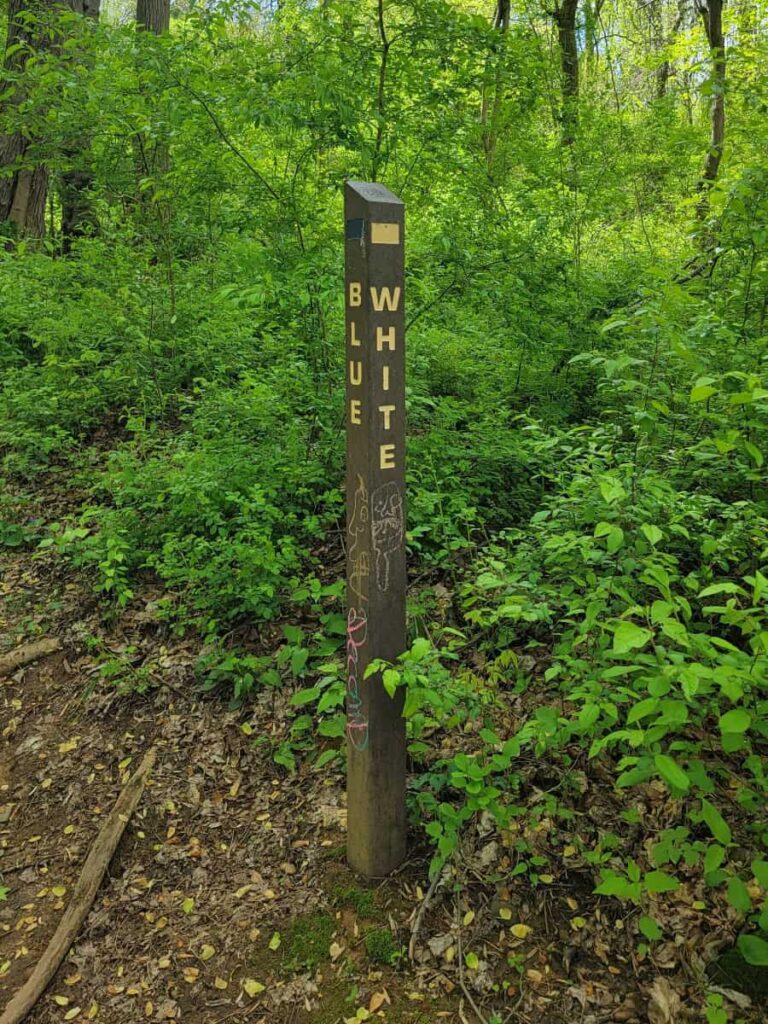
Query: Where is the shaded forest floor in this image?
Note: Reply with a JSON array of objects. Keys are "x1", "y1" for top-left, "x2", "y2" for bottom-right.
[{"x1": 1, "y1": 494, "x2": 765, "y2": 1024}]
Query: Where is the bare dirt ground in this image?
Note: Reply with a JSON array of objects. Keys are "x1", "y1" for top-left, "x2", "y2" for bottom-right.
[{"x1": 1, "y1": 540, "x2": 763, "y2": 1024}]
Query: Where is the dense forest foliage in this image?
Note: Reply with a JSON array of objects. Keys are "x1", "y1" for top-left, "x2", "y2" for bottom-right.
[{"x1": 1, "y1": 0, "x2": 767, "y2": 1018}]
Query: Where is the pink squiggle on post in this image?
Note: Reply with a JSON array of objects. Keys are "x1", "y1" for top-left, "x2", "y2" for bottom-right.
[{"x1": 346, "y1": 607, "x2": 369, "y2": 751}]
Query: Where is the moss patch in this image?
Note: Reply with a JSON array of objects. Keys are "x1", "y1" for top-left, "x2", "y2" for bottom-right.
[
  {"x1": 364, "y1": 927, "x2": 401, "y2": 966},
  {"x1": 281, "y1": 911, "x2": 336, "y2": 973},
  {"x1": 331, "y1": 884, "x2": 377, "y2": 918}
]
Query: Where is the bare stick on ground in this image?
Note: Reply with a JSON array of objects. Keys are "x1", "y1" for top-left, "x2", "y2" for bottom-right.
[
  {"x1": 0, "y1": 748, "x2": 157, "y2": 1024},
  {"x1": 408, "y1": 863, "x2": 446, "y2": 961},
  {"x1": 0, "y1": 638, "x2": 61, "y2": 678}
]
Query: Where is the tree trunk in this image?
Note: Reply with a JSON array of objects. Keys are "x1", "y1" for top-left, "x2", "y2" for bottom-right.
[
  {"x1": 60, "y1": 0, "x2": 101, "y2": 251},
  {"x1": 480, "y1": 0, "x2": 510, "y2": 168},
  {"x1": 137, "y1": 0, "x2": 170, "y2": 34},
  {"x1": 0, "y1": 0, "x2": 92, "y2": 240},
  {"x1": 656, "y1": 0, "x2": 689, "y2": 100},
  {"x1": 134, "y1": 0, "x2": 171, "y2": 182},
  {"x1": 0, "y1": 0, "x2": 56, "y2": 237},
  {"x1": 695, "y1": 0, "x2": 725, "y2": 215},
  {"x1": 553, "y1": 0, "x2": 580, "y2": 146}
]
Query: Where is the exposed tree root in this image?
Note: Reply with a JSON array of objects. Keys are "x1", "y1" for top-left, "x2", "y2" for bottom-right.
[{"x1": 0, "y1": 638, "x2": 61, "y2": 678}]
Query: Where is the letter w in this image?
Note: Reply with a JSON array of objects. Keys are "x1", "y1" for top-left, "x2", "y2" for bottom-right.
[{"x1": 370, "y1": 286, "x2": 401, "y2": 312}]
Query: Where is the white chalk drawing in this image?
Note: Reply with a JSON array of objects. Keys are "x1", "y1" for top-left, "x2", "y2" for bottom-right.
[
  {"x1": 371, "y1": 482, "x2": 404, "y2": 592},
  {"x1": 348, "y1": 474, "x2": 369, "y2": 604},
  {"x1": 349, "y1": 550, "x2": 370, "y2": 604}
]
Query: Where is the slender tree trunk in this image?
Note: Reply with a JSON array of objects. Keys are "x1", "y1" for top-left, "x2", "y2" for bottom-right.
[
  {"x1": 656, "y1": 0, "x2": 688, "y2": 100},
  {"x1": 480, "y1": 0, "x2": 510, "y2": 168},
  {"x1": 553, "y1": 0, "x2": 580, "y2": 146},
  {"x1": 134, "y1": 0, "x2": 173, "y2": 310},
  {"x1": 695, "y1": 0, "x2": 725, "y2": 216},
  {"x1": 60, "y1": 0, "x2": 101, "y2": 251},
  {"x1": 134, "y1": 0, "x2": 171, "y2": 183},
  {"x1": 370, "y1": 0, "x2": 390, "y2": 181}
]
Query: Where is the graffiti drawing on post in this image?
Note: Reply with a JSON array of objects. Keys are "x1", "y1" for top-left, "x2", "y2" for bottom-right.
[
  {"x1": 371, "y1": 482, "x2": 404, "y2": 592},
  {"x1": 346, "y1": 606, "x2": 369, "y2": 751},
  {"x1": 348, "y1": 474, "x2": 370, "y2": 605}
]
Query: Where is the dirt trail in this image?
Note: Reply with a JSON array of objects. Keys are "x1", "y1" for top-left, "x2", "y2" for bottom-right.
[{"x1": 0, "y1": 548, "x2": 448, "y2": 1024}]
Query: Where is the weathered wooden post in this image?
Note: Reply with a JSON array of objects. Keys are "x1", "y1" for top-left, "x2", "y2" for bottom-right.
[{"x1": 344, "y1": 181, "x2": 407, "y2": 877}]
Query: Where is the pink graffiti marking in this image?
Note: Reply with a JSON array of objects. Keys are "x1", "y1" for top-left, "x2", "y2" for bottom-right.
[{"x1": 346, "y1": 607, "x2": 369, "y2": 751}]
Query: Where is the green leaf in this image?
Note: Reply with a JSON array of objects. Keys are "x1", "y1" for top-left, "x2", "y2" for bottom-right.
[
  {"x1": 641, "y1": 524, "x2": 663, "y2": 546},
  {"x1": 719, "y1": 709, "x2": 751, "y2": 734},
  {"x1": 704, "y1": 844, "x2": 725, "y2": 875},
  {"x1": 660, "y1": 619, "x2": 689, "y2": 647},
  {"x1": 410, "y1": 637, "x2": 431, "y2": 660},
  {"x1": 701, "y1": 799, "x2": 731, "y2": 845},
  {"x1": 290, "y1": 647, "x2": 309, "y2": 676},
  {"x1": 638, "y1": 915, "x2": 662, "y2": 941},
  {"x1": 752, "y1": 861, "x2": 768, "y2": 888},
  {"x1": 738, "y1": 934, "x2": 768, "y2": 966},
  {"x1": 599, "y1": 477, "x2": 626, "y2": 504},
  {"x1": 314, "y1": 748, "x2": 339, "y2": 769},
  {"x1": 613, "y1": 621, "x2": 652, "y2": 654},
  {"x1": 644, "y1": 870, "x2": 679, "y2": 894},
  {"x1": 727, "y1": 876, "x2": 752, "y2": 913},
  {"x1": 690, "y1": 383, "x2": 717, "y2": 402},
  {"x1": 382, "y1": 669, "x2": 400, "y2": 698},
  {"x1": 606, "y1": 526, "x2": 624, "y2": 553},
  {"x1": 291, "y1": 685, "x2": 321, "y2": 707},
  {"x1": 654, "y1": 754, "x2": 690, "y2": 792},
  {"x1": 464, "y1": 952, "x2": 479, "y2": 970},
  {"x1": 744, "y1": 441, "x2": 764, "y2": 467}
]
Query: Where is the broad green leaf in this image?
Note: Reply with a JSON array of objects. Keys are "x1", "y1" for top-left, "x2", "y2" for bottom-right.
[
  {"x1": 654, "y1": 754, "x2": 689, "y2": 792},
  {"x1": 690, "y1": 383, "x2": 717, "y2": 402},
  {"x1": 641, "y1": 524, "x2": 663, "y2": 546},
  {"x1": 704, "y1": 844, "x2": 725, "y2": 874},
  {"x1": 727, "y1": 876, "x2": 752, "y2": 913},
  {"x1": 644, "y1": 870, "x2": 679, "y2": 894},
  {"x1": 638, "y1": 915, "x2": 662, "y2": 941},
  {"x1": 738, "y1": 934, "x2": 768, "y2": 966},
  {"x1": 613, "y1": 621, "x2": 652, "y2": 654},
  {"x1": 719, "y1": 709, "x2": 751, "y2": 734},
  {"x1": 701, "y1": 799, "x2": 731, "y2": 845},
  {"x1": 382, "y1": 669, "x2": 400, "y2": 698}
]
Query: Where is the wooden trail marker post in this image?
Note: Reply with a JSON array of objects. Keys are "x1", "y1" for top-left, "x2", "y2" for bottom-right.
[{"x1": 344, "y1": 181, "x2": 407, "y2": 877}]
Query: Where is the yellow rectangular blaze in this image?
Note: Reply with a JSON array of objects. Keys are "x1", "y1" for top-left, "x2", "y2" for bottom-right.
[{"x1": 371, "y1": 222, "x2": 400, "y2": 245}]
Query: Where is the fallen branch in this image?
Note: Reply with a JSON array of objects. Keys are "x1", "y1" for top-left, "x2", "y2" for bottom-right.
[
  {"x1": 0, "y1": 748, "x2": 157, "y2": 1024},
  {"x1": 0, "y1": 638, "x2": 61, "y2": 678},
  {"x1": 455, "y1": 895, "x2": 491, "y2": 1024},
  {"x1": 409, "y1": 863, "x2": 446, "y2": 961}
]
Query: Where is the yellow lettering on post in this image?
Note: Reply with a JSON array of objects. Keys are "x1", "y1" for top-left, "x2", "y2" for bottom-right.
[
  {"x1": 370, "y1": 286, "x2": 401, "y2": 312},
  {"x1": 376, "y1": 326, "x2": 396, "y2": 352},
  {"x1": 380, "y1": 444, "x2": 396, "y2": 470},
  {"x1": 350, "y1": 321, "x2": 361, "y2": 347},
  {"x1": 349, "y1": 282, "x2": 362, "y2": 307},
  {"x1": 350, "y1": 399, "x2": 362, "y2": 425},
  {"x1": 349, "y1": 360, "x2": 362, "y2": 386},
  {"x1": 382, "y1": 365, "x2": 390, "y2": 391},
  {"x1": 378, "y1": 404, "x2": 396, "y2": 430}
]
